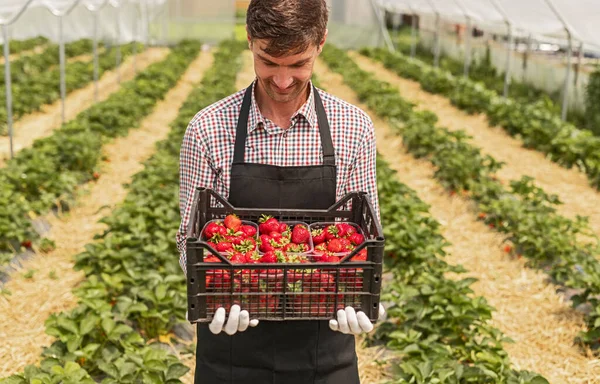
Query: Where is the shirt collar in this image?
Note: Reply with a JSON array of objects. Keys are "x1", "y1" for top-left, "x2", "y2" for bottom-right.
[{"x1": 247, "y1": 80, "x2": 318, "y2": 133}]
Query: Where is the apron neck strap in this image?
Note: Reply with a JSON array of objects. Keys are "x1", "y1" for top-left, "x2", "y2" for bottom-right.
[{"x1": 233, "y1": 83, "x2": 335, "y2": 166}]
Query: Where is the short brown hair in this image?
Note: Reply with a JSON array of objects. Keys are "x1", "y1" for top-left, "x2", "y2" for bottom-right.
[{"x1": 246, "y1": 0, "x2": 329, "y2": 57}]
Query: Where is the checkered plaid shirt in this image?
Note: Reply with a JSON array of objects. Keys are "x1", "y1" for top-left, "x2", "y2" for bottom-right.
[{"x1": 177, "y1": 80, "x2": 379, "y2": 274}]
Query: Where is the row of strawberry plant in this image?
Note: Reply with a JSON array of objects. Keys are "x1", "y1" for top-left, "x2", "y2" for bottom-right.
[
  {"x1": 2, "y1": 39, "x2": 95, "y2": 86},
  {"x1": 360, "y1": 47, "x2": 600, "y2": 190},
  {"x1": 0, "y1": 36, "x2": 49, "y2": 55},
  {"x1": 375, "y1": 155, "x2": 547, "y2": 383},
  {"x1": 0, "y1": 41, "x2": 198, "y2": 279},
  {"x1": 390, "y1": 34, "x2": 573, "y2": 126},
  {"x1": 0, "y1": 42, "x2": 141, "y2": 133},
  {"x1": 322, "y1": 45, "x2": 600, "y2": 351},
  {"x1": 319, "y1": 46, "x2": 546, "y2": 383},
  {"x1": 1, "y1": 39, "x2": 245, "y2": 384}
]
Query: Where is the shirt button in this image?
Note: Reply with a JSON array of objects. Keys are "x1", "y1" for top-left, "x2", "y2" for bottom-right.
[{"x1": 283, "y1": 132, "x2": 287, "y2": 138}]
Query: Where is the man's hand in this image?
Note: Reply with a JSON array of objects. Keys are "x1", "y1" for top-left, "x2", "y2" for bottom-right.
[
  {"x1": 209, "y1": 305, "x2": 259, "y2": 335},
  {"x1": 329, "y1": 304, "x2": 385, "y2": 335}
]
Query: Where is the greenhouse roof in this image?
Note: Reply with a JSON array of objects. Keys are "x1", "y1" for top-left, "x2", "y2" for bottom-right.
[{"x1": 379, "y1": 0, "x2": 600, "y2": 50}]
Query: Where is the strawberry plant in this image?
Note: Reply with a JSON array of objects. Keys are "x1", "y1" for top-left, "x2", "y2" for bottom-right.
[
  {"x1": 0, "y1": 41, "x2": 200, "y2": 278},
  {"x1": 361, "y1": 48, "x2": 600, "y2": 190},
  {"x1": 320, "y1": 48, "x2": 547, "y2": 382},
  {"x1": 0, "y1": 36, "x2": 48, "y2": 55},
  {"x1": 321, "y1": 45, "x2": 600, "y2": 352},
  {"x1": 0, "y1": 42, "x2": 141, "y2": 134},
  {"x1": 1, "y1": 39, "x2": 247, "y2": 384}
]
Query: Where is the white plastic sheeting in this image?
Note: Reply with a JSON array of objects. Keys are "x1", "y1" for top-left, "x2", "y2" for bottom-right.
[
  {"x1": 379, "y1": 0, "x2": 600, "y2": 50},
  {"x1": 0, "y1": 0, "x2": 237, "y2": 45}
]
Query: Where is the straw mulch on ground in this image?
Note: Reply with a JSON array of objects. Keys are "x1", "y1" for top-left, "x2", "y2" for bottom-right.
[
  {"x1": 314, "y1": 58, "x2": 600, "y2": 384},
  {"x1": 350, "y1": 52, "x2": 600, "y2": 240},
  {"x1": 0, "y1": 51, "x2": 215, "y2": 377}
]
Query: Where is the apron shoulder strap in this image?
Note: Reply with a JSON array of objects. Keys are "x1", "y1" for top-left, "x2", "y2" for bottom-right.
[
  {"x1": 313, "y1": 86, "x2": 335, "y2": 166},
  {"x1": 233, "y1": 85, "x2": 254, "y2": 164},
  {"x1": 234, "y1": 84, "x2": 336, "y2": 167}
]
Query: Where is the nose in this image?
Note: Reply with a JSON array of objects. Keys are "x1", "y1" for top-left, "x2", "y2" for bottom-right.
[{"x1": 272, "y1": 68, "x2": 293, "y2": 90}]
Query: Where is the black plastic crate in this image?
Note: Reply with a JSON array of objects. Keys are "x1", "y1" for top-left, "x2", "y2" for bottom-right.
[{"x1": 186, "y1": 188, "x2": 384, "y2": 322}]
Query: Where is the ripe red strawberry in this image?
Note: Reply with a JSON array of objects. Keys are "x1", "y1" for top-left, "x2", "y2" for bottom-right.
[
  {"x1": 204, "y1": 255, "x2": 220, "y2": 262},
  {"x1": 259, "y1": 235, "x2": 274, "y2": 252},
  {"x1": 260, "y1": 251, "x2": 278, "y2": 263},
  {"x1": 327, "y1": 238, "x2": 343, "y2": 253},
  {"x1": 339, "y1": 238, "x2": 353, "y2": 251},
  {"x1": 203, "y1": 222, "x2": 222, "y2": 239},
  {"x1": 224, "y1": 214, "x2": 242, "y2": 231},
  {"x1": 322, "y1": 254, "x2": 340, "y2": 263},
  {"x1": 336, "y1": 223, "x2": 351, "y2": 238},
  {"x1": 259, "y1": 215, "x2": 280, "y2": 234},
  {"x1": 245, "y1": 250, "x2": 260, "y2": 263},
  {"x1": 351, "y1": 249, "x2": 367, "y2": 261},
  {"x1": 291, "y1": 224, "x2": 310, "y2": 244},
  {"x1": 216, "y1": 241, "x2": 233, "y2": 253},
  {"x1": 21, "y1": 240, "x2": 32, "y2": 249},
  {"x1": 325, "y1": 225, "x2": 339, "y2": 241},
  {"x1": 311, "y1": 229, "x2": 326, "y2": 245},
  {"x1": 240, "y1": 225, "x2": 257, "y2": 238},
  {"x1": 279, "y1": 223, "x2": 289, "y2": 233},
  {"x1": 478, "y1": 213, "x2": 486, "y2": 220},
  {"x1": 349, "y1": 233, "x2": 364, "y2": 246},
  {"x1": 227, "y1": 235, "x2": 244, "y2": 245},
  {"x1": 216, "y1": 225, "x2": 228, "y2": 236},
  {"x1": 230, "y1": 252, "x2": 246, "y2": 264},
  {"x1": 270, "y1": 232, "x2": 283, "y2": 242},
  {"x1": 503, "y1": 244, "x2": 512, "y2": 253}
]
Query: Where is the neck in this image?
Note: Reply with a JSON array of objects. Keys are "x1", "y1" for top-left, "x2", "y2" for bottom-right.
[{"x1": 255, "y1": 81, "x2": 310, "y2": 128}]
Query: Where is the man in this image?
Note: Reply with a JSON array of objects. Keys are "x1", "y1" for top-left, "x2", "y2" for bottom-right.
[{"x1": 177, "y1": 0, "x2": 383, "y2": 382}]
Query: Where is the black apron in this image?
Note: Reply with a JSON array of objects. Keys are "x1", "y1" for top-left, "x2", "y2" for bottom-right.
[{"x1": 194, "y1": 85, "x2": 360, "y2": 384}]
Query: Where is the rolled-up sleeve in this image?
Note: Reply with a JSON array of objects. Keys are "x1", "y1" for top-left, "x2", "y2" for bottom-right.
[
  {"x1": 177, "y1": 119, "x2": 214, "y2": 276},
  {"x1": 345, "y1": 119, "x2": 380, "y2": 224}
]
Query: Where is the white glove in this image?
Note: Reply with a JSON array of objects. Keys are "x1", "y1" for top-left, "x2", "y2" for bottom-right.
[
  {"x1": 208, "y1": 305, "x2": 259, "y2": 335},
  {"x1": 329, "y1": 304, "x2": 386, "y2": 335}
]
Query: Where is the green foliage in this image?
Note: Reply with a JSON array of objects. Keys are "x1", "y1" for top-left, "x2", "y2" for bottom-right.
[
  {"x1": 1, "y1": 39, "x2": 246, "y2": 384},
  {"x1": 362, "y1": 47, "x2": 600, "y2": 190},
  {"x1": 322, "y1": 44, "x2": 548, "y2": 383},
  {"x1": 324, "y1": 44, "x2": 600, "y2": 352},
  {"x1": 0, "y1": 41, "x2": 199, "y2": 279}
]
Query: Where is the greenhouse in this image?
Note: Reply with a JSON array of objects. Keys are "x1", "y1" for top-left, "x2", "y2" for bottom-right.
[{"x1": 1, "y1": 0, "x2": 600, "y2": 383}]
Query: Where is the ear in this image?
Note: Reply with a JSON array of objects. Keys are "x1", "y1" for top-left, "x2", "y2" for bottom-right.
[
  {"x1": 317, "y1": 29, "x2": 328, "y2": 54},
  {"x1": 246, "y1": 25, "x2": 252, "y2": 48}
]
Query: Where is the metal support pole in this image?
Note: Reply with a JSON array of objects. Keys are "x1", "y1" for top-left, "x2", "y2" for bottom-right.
[
  {"x1": 561, "y1": 35, "x2": 573, "y2": 121},
  {"x1": 3, "y1": 25, "x2": 14, "y2": 159},
  {"x1": 161, "y1": 1, "x2": 168, "y2": 45},
  {"x1": 369, "y1": 0, "x2": 395, "y2": 52},
  {"x1": 85, "y1": 1, "x2": 108, "y2": 103},
  {"x1": 1, "y1": 0, "x2": 34, "y2": 159},
  {"x1": 410, "y1": 13, "x2": 417, "y2": 58},
  {"x1": 574, "y1": 41, "x2": 584, "y2": 91},
  {"x1": 503, "y1": 26, "x2": 513, "y2": 98},
  {"x1": 434, "y1": 14, "x2": 441, "y2": 67},
  {"x1": 93, "y1": 12, "x2": 99, "y2": 101},
  {"x1": 463, "y1": 18, "x2": 472, "y2": 77},
  {"x1": 115, "y1": 3, "x2": 121, "y2": 83},
  {"x1": 132, "y1": 1, "x2": 137, "y2": 74},
  {"x1": 542, "y1": 0, "x2": 575, "y2": 121},
  {"x1": 59, "y1": 16, "x2": 66, "y2": 123},
  {"x1": 523, "y1": 33, "x2": 532, "y2": 83}
]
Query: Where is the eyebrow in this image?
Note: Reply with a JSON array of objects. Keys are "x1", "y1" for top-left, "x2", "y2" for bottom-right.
[{"x1": 257, "y1": 53, "x2": 310, "y2": 67}]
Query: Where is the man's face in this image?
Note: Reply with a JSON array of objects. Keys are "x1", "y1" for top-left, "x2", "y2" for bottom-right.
[{"x1": 249, "y1": 37, "x2": 325, "y2": 104}]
